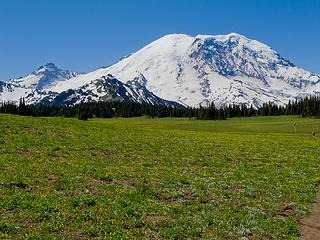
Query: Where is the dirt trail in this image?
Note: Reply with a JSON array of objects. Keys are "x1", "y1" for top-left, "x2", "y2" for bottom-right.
[{"x1": 300, "y1": 189, "x2": 320, "y2": 239}]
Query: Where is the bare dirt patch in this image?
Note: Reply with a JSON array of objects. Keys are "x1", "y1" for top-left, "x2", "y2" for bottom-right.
[
  {"x1": 300, "y1": 189, "x2": 320, "y2": 239},
  {"x1": 55, "y1": 230, "x2": 85, "y2": 239},
  {"x1": 246, "y1": 233, "x2": 274, "y2": 240},
  {"x1": 277, "y1": 205, "x2": 295, "y2": 217},
  {"x1": 145, "y1": 215, "x2": 174, "y2": 227},
  {"x1": 21, "y1": 127, "x2": 44, "y2": 135}
]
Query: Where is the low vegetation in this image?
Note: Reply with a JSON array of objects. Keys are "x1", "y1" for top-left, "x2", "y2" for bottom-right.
[
  {"x1": 1, "y1": 94, "x2": 320, "y2": 120},
  {"x1": 0, "y1": 114, "x2": 319, "y2": 239}
]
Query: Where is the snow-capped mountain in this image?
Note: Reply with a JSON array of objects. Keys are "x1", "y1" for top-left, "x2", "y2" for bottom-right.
[
  {"x1": 2, "y1": 33, "x2": 320, "y2": 108},
  {"x1": 38, "y1": 74, "x2": 182, "y2": 107},
  {"x1": 0, "y1": 63, "x2": 81, "y2": 104},
  {"x1": 9, "y1": 63, "x2": 80, "y2": 90},
  {"x1": 50, "y1": 33, "x2": 320, "y2": 108}
]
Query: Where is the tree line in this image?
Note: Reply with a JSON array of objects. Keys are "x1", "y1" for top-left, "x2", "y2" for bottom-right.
[{"x1": 0, "y1": 95, "x2": 320, "y2": 120}]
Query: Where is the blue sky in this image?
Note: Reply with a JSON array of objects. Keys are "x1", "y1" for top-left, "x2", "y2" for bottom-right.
[{"x1": 1, "y1": 0, "x2": 319, "y2": 80}]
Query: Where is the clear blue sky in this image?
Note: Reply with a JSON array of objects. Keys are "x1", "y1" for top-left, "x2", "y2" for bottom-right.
[{"x1": 1, "y1": 0, "x2": 319, "y2": 80}]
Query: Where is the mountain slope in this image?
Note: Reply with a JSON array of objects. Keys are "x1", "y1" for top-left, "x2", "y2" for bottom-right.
[
  {"x1": 0, "y1": 80, "x2": 62, "y2": 105},
  {"x1": 51, "y1": 33, "x2": 320, "y2": 108},
  {"x1": 0, "y1": 81, "x2": 32, "y2": 103},
  {"x1": 35, "y1": 74, "x2": 182, "y2": 107}
]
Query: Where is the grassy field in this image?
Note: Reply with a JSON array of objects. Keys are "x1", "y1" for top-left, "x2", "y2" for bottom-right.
[{"x1": 0, "y1": 114, "x2": 320, "y2": 239}]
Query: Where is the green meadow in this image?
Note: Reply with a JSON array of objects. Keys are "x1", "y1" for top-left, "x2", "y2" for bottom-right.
[{"x1": 0, "y1": 114, "x2": 319, "y2": 239}]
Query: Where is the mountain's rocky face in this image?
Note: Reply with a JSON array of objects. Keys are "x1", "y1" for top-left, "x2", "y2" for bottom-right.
[
  {"x1": 1, "y1": 33, "x2": 320, "y2": 108},
  {"x1": 0, "y1": 72, "x2": 181, "y2": 107},
  {"x1": 38, "y1": 74, "x2": 182, "y2": 107}
]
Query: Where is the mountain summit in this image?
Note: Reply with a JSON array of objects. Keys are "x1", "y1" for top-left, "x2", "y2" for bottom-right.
[{"x1": 9, "y1": 63, "x2": 80, "y2": 90}]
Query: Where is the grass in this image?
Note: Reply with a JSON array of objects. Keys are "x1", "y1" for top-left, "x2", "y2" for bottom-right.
[{"x1": 0, "y1": 114, "x2": 319, "y2": 239}]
